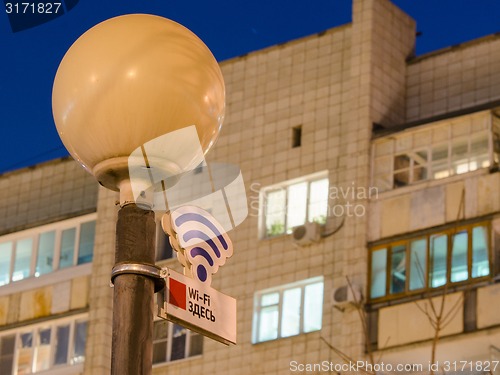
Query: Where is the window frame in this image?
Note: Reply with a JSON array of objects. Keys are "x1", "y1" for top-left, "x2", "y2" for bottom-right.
[
  {"x1": 372, "y1": 110, "x2": 496, "y2": 192},
  {"x1": 259, "y1": 171, "x2": 329, "y2": 239},
  {"x1": 493, "y1": 114, "x2": 500, "y2": 164},
  {"x1": 0, "y1": 313, "x2": 88, "y2": 375},
  {"x1": 368, "y1": 222, "x2": 492, "y2": 303},
  {"x1": 0, "y1": 213, "x2": 96, "y2": 287},
  {"x1": 154, "y1": 219, "x2": 174, "y2": 262},
  {"x1": 152, "y1": 320, "x2": 203, "y2": 366},
  {"x1": 252, "y1": 276, "x2": 324, "y2": 344}
]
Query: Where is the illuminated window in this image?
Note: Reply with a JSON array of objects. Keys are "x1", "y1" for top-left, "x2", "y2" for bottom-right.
[
  {"x1": 0, "y1": 316, "x2": 87, "y2": 374},
  {"x1": 152, "y1": 321, "x2": 202, "y2": 364},
  {"x1": 369, "y1": 222, "x2": 490, "y2": 301},
  {"x1": 373, "y1": 111, "x2": 498, "y2": 192},
  {"x1": 261, "y1": 172, "x2": 329, "y2": 238},
  {"x1": 0, "y1": 214, "x2": 96, "y2": 286},
  {"x1": 252, "y1": 277, "x2": 324, "y2": 343}
]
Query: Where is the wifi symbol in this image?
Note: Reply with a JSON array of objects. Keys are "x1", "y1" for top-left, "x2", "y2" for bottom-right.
[{"x1": 162, "y1": 205, "x2": 233, "y2": 285}]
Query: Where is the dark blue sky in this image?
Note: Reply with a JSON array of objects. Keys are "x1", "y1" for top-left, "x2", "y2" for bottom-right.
[{"x1": 1, "y1": 0, "x2": 500, "y2": 174}]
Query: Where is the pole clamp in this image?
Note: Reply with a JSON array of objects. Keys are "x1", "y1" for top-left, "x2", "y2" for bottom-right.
[{"x1": 111, "y1": 263, "x2": 165, "y2": 292}]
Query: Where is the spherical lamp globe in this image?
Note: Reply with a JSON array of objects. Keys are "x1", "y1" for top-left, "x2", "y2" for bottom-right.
[{"x1": 52, "y1": 14, "x2": 225, "y2": 191}]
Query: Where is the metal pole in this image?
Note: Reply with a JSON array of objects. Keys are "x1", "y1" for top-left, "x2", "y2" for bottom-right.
[{"x1": 111, "y1": 203, "x2": 157, "y2": 375}]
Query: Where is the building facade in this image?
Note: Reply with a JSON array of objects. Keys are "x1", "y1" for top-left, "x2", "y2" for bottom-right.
[{"x1": 0, "y1": 0, "x2": 499, "y2": 374}]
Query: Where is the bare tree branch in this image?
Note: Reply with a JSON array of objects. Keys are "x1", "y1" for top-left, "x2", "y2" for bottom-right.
[
  {"x1": 441, "y1": 294, "x2": 464, "y2": 329},
  {"x1": 375, "y1": 336, "x2": 391, "y2": 364},
  {"x1": 320, "y1": 336, "x2": 375, "y2": 375},
  {"x1": 346, "y1": 276, "x2": 376, "y2": 366},
  {"x1": 414, "y1": 300, "x2": 432, "y2": 319}
]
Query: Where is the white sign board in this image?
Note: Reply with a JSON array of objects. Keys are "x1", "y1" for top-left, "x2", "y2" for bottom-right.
[{"x1": 158, "y1": 268, "x2": 237, "y2": 345}]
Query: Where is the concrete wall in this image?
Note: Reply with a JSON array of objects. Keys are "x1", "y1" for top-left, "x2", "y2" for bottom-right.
[
  {"x1": 0, "y1": 159, "x2": 118, "y2": 375},
  {"x1": 378, "y1": 292, "x2": 463, "y2": 349},
  {"x1": 0, "y1": 159, "x2": 97, "y2": 329},
  {"x1": 0, "y1": 158, "x2": 98, "y2": 235},
  {"x1": 406, "y1": 36, "x2": 500, "y2": 123},
  {"x1": 368, "y1": 171, "x2": 500, "y2": 241},
  {"x1": 0, "y1": 274, "x2": 90, "y2": 325},
  {"x1": 1, "y1": 0, "x2": 500, "y2": 374},
  {"x1": 367, "y1": 16, "x2": 500, "y2": 364},
  {"x1": 377, "y1": 284, "x2": 500, "y2": 374},
  {"x1": 154, "y1": 21, "x2": 355, "y2": 375},
  {"x1": 149, "y1": 0, "x2": 417, "y2": 374},
  {"x1": 83, "y1": 187, "x2": 118, "y2": 375}
]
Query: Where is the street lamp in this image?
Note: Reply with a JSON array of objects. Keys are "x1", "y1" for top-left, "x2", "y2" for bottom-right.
[{"x1": 52, "y1": 14, "x2": 225, "y2": 374}]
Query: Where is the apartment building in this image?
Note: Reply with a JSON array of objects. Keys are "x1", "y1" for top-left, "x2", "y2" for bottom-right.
[{"x1": 0, "y1": 0, "x2": 499, "y2": 374}]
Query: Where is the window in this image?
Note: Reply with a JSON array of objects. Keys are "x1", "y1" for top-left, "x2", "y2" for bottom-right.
[
  {"x1": 493, "y1": 113, "x2": 500, "y2": 164},
  {"x1": 0, "y1": 214, "x2": 96, "y2": 286},
  {"x1": 155, "y1": 220, "x2": 174, "y2": 262},
  {"x1": 0, "y1": 316, "x2": 87, "y2": 374},
  {"x1": 252, "y1": 276, "x2": 324, "y2": 343},
  {"x1": 261, "y1": 172, "x2": 329, "y2": 238},
  {"x1": 152, "y1": 321, "x2": 202, "y2": 364},
  {"x1": 369, "y1": 222, "x2": 490, "y2": 301},
  {"x1": 292, "y1": 126, "x2": 302, "y2": 148},
  {"x1": 373, "y1": 111, "x2": 498, "y2": 192}
]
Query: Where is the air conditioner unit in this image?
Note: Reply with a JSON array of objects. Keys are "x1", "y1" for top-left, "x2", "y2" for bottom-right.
[
  {"x1": 291, "y1": 222, "x2": 321, "y2": 246},
  {"x1": 331, "y1": 284, "x2": 362, "y2": 310}
]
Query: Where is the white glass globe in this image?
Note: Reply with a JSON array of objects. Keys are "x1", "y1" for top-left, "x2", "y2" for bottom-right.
[{"x1": 52, "y1": 14, "x2": 225, "y2": 190}]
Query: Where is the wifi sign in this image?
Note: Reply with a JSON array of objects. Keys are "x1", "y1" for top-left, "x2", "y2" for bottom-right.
[{"x1": 162, "y1": 206, "x2": 233, "y2": 286}]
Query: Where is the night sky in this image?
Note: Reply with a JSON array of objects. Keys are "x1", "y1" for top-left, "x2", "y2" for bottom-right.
[{"x1": 1, "y1": 0, "x2": 500, "y2": 174}]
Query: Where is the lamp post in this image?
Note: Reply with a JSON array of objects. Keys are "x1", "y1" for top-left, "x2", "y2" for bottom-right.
[{"x1": 52, "y1": 14, "x2": 225, "y2": 374}]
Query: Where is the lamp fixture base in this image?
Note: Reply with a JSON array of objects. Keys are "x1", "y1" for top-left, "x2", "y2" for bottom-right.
[{"x1": 93, "y1": 157, "x2": 182, "y2": 209}]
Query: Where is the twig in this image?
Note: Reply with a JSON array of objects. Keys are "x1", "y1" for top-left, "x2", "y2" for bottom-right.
[
  {"x1": 440, "y1": 294, "x2": 463, "y2": 329},
  {"x1": 320, "y1": 336, "x2": 375, "y2": 375},
  {"x1": 346, "y1": 276, "x2": 376, "y2": 366}
]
